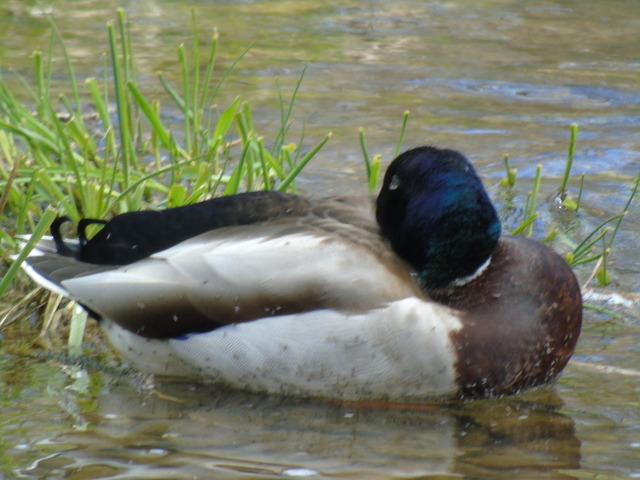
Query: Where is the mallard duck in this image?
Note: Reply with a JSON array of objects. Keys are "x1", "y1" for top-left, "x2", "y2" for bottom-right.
[{"x1": 21, "y1": 146, "x2": 582, "y2": 401}]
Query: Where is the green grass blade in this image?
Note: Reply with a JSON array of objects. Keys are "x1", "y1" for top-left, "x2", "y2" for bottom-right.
[
  {"x1": 258, "y1": 140, "x2": 287, "y2": 180},
  {"x1": 127, "y1": 81, "x2": 172, "y2": 150},
  {"x1": 107, "y1": 20, "x2": 134, "y2": 187},
  {"x1": 501, "y1": 153, "x2": 517, "y2": 187},
  {"x1": 0, "y1": 208, "x2": 57, "y2": 298},
  {"x1": 40, "y1": 5, "x2": 81, "y2": 117},
  {"x1": 204, "y1": 42, "x2": 254, "y2": 107},
  {"x1": 85, "y1": 77, "x2": 117, "y2": 154},
  {"x1": 273, "y1": 65, "x2": 307, "y2": 154},
  {"x1": 524, "y1": 164, "x2": 542, "y2": 237},
  {"x1": 257, "y1": 137, "x2": 272, "y2": 190},
  {"x1": 606, "y1": 172, "x2": 639, "y2": 250},
  {"x1": 159, "y1": 73, "x2": 187, "y2": 112},
  {"x1": 510, "y1": 214, "x2": 538, "y2": 236},
  {"x1": 560, "y1": 123, "x2": 579, "y2": 194},
  {"x1": 223, "y1": 143, "x2": 250, "y2": 195},
  {"x1": 102, "y1": 159, "x2": 194, "y2": 213},
  {"x1": 358, "y1": 127, "x2": 372, "y2": 179},
  {"x1": 189, "y1": 9, "x2": 201, "y2": 155},
  {"x1": 199, "y1": 29, "x2": 219, "y2": 107},
  {"x1": 213, "y1": 97, "x2": 241, "y2": 145},
  {"x1": 177, "y1": 43, "x2": 193, "y2": 154},
  {"x1": 368, "y1": 154, "x2": 382, "y2": 194},
  {"x1": 276, "y1": 133, "x2": 331, "y2": 192},
  {"x1": 0, "y1": 121, "x2": 61, "y2": 158},
  {"x1": 393, "y1": 110, "x2": 409, "y2": 158}
]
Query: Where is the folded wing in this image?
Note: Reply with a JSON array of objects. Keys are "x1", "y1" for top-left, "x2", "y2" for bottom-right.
[{"x1": 25, "y1": 197, "x2": 423, "y2": 339}]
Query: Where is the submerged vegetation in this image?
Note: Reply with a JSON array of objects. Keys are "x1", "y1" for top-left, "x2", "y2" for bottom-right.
[{"x1": 0, "y1": 9, "x2": 637, "y2": 349}]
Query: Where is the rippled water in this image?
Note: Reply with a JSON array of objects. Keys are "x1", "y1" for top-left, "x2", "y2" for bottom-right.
[{"x1": 1, "y1": 1, "x2": 639, "y2": 478}]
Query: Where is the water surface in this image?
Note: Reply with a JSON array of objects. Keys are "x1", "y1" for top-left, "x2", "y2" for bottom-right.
[{"x1": 1, "y1": 1, "x2": 639, "y2": 478}]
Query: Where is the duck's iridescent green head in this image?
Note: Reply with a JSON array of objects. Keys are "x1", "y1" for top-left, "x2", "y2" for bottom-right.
[{"x1": 376, "y1": 146, "x2": 501, "y2": 289}]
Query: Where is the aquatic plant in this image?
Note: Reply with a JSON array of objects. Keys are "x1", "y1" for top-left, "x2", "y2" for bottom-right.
[
  {"x1": 0, "y1": 9, "x2": 329, "y2": 295},
  {"x1": 498, "y1": 122, "x2": 638, "y2": 288}
]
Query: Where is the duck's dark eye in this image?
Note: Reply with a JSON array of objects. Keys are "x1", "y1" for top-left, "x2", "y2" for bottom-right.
[{"x1": 388, "y1": 174, "x2": 401, "y2": 191}]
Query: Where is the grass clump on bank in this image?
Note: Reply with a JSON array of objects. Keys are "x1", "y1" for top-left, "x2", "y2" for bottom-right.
[{"x1": 0, "y1": 9, "x2": 329, "y2": 296}]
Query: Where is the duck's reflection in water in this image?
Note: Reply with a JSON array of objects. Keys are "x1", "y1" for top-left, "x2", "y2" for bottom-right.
[{"x1": 24, "y1": 379, "x2": 580, "y2": 479}]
